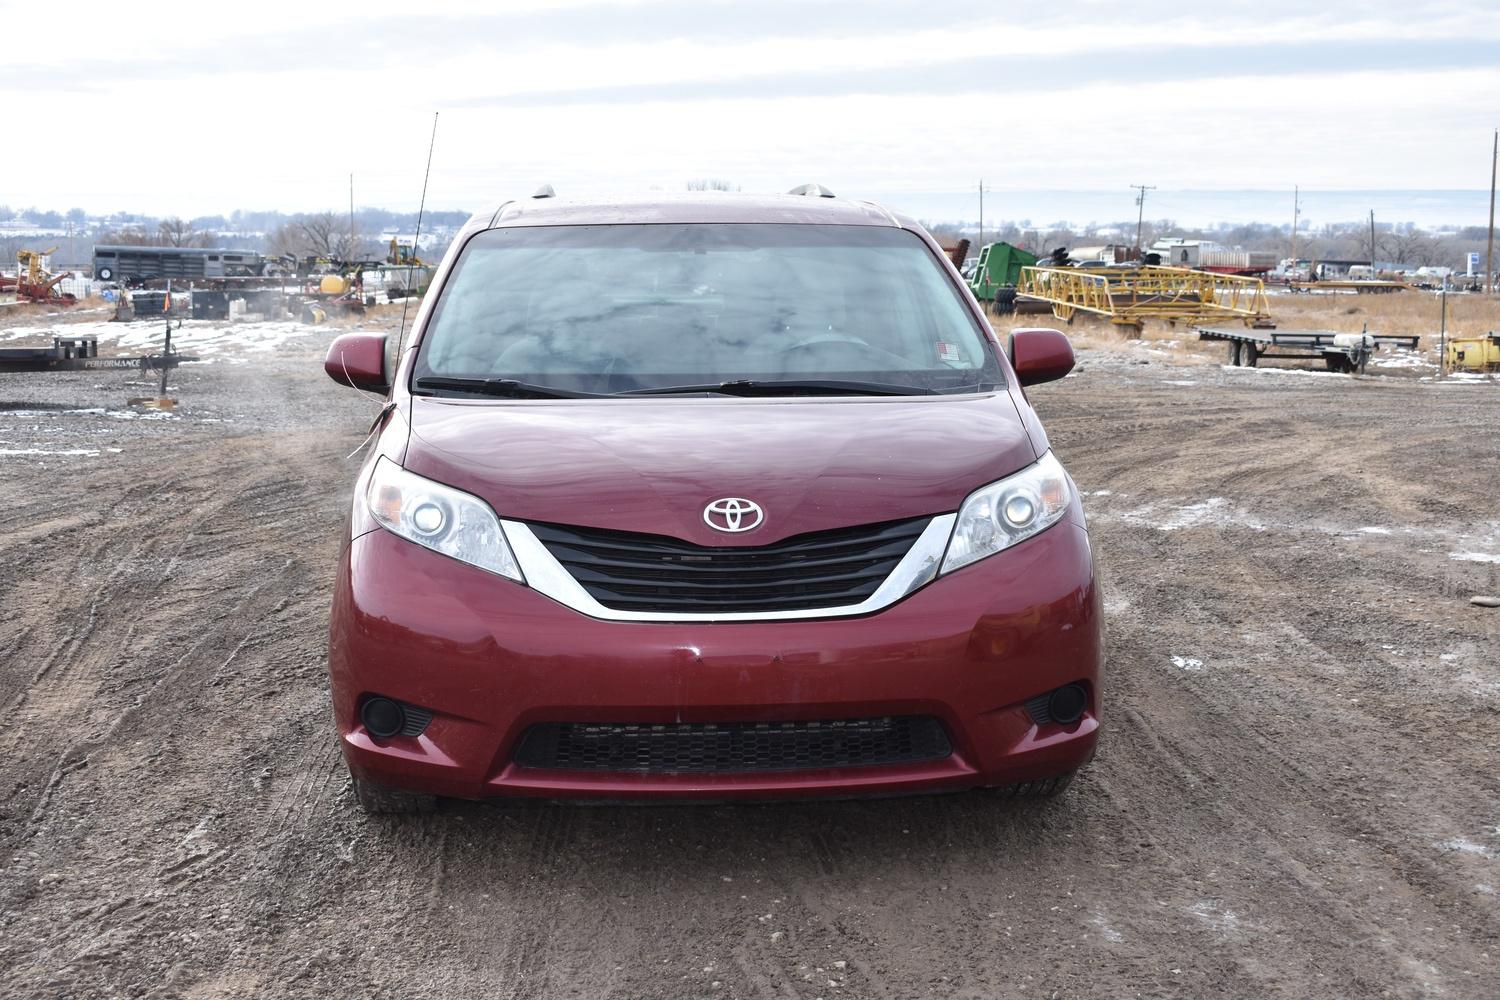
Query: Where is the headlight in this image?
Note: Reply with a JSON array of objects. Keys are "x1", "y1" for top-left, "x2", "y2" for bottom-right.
[
  {"x1": 941, "y1": 451, "x2": 1072, "y2": 575},
  {"x1": 366, "y1": 456, "x2": 523, "y2": 582}
]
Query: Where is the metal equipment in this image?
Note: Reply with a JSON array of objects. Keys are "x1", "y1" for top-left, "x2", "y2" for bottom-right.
[
  {"x1": 1018, "y1": 265, "x2": 1272, "y2": 333},
  {"x1": 1446, "y1": 333, "x2": 1500, "y2": 372},
  {"x1": 1196, "y1": 326, "x2": 1420, "y2": 373},
  {"x1": 968, "y1": 242, "x2": 1039, "y2": 315},
  {"x1": 92, "y1": 245, "x2": 272, "y2": 285},
  {"x1": 0, "y1": 322, "x2": 196, "y2": 376},
  {"x1": 11, "y1": 247, "x2": 78, "y2": 306}
]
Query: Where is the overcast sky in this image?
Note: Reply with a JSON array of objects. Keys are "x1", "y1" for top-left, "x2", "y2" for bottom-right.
[{"x1": 5, "y1": 0, "x2": 1498, "y2": 222}]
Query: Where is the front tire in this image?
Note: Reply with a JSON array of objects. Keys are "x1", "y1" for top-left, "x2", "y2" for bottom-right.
[{"x1": 352, "y1": 774, "x2": 437, "y2": 814}]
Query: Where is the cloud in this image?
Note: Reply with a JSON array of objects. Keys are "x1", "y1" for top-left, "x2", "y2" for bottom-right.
[
  {"x1": 4, "y1": 0, "x2": 1498, "y2": 216},
  {"x1": 447, "y1": 37, "x2": 1500, "y2": 107}
]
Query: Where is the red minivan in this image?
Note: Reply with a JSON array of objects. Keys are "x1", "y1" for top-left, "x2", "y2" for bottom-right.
[{"x1": 324, "y1": 188, "x2": 1101, "y2": 813}]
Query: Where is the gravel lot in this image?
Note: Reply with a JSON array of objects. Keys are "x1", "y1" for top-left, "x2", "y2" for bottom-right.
[{"x1": 1, "y1": 308, "x2": 1497, "y2": 999}]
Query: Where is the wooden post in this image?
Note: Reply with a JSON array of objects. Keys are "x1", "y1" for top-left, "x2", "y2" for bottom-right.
[
  {"x1": 1439, "y1": 276, "x2": 1449, "y2": 376},
  {"x1": 1132, "y1": 184, "x2": 1155, "y2": 250}
]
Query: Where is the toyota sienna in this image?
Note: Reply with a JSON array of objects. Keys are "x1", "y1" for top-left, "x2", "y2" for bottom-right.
[{"x1": 324, "y1": 186, "x2": 1101, "y2": 812}]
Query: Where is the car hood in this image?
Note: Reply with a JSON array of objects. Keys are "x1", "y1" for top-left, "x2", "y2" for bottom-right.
[{"x1": 403, "y1": 393, "x2": 1038, "y2": 545}]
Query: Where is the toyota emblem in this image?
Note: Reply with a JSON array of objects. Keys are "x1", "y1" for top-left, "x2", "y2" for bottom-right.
[{"x1": 703, "y1": 497, "x2": 764, "y2": 533}]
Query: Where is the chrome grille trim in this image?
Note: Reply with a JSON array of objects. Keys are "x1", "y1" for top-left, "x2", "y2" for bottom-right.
[{"x1": 503, "y1": 514, "x2": 955, "y2": 623}]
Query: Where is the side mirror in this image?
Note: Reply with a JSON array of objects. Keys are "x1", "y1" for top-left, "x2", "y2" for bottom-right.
[
  {"x1": 1009, "y1": 328, "x2": 1074, "y2": 386},
  {"x1": 324, "y1": 333, "x2": 390, "y2": 393}
]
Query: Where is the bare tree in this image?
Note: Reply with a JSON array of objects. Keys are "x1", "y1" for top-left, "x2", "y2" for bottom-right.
[
  {"x1": 157, "y1": 217, "x2": 211, "y2": 247},
  {"x1": 97, "y1": 225, "x2": 157, "y2": 246},
  {"x1": 268, "y1": 222, "x2": 306, "y2": 258},
  {"x1": 685, "y1": 179, "x2": 739, "y2": 192},
  {"x1": 272, "y1": 212, "x2": 359, "y2": 259},
  {"x1": 1379, "y1": 228, "x2": 1436, "y2": 266}
]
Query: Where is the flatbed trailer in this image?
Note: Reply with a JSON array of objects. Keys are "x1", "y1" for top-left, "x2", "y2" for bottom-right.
[
  {"x1": 0, "y1": 331, "x2": 196, "y2": 376},
  {"x1": 1196, "y1": 326, "x2": 1420, "y2": 373},
  {"x1": 1286, "y1": 280, "x2": 1409, "y2": 294}
]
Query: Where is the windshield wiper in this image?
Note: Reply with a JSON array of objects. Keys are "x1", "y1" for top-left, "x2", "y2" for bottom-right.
[
  {"x1": 617, "y1": 379, "x2": 939, "y2": 397},
  {"x1": 413, "y1": 376, "x2": 603, "y2": 399}
]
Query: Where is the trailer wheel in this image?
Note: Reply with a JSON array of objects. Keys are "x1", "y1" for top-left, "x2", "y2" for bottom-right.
[
  {"x1": 1242, "y1": 342, "x2": 1259, "y2": 368},
  {"x1": 97, "y1": 267, "x2": 113, "y2": 281},
  {"x1": 1227, "y1": 340, "x2": 1243, "y2": 366}
]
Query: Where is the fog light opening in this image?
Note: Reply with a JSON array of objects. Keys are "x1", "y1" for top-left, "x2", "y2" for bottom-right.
[
  {"x1": 361, "y1": 696, "x2": 406, "y2": 739},
  {"x1": 1047, "y1": 683, "x2": 1088, "y2": 726}
]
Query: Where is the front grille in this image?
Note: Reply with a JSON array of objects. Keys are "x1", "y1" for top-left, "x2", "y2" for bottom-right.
[
  {"x1": 512, "y1": 716, "x2": 952, "y2": 774},
  {"x1": 528, "y1": 517, "x2": 928, "y2": 614}
]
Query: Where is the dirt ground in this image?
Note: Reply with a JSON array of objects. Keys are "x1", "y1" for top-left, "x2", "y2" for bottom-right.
[{"x1": 1, "y1": 302, "x2": 1498, "y2": 999}]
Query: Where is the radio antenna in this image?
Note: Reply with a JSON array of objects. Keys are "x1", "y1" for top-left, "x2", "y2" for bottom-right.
[{"x1": 395, "y1": 112, "x2": 439, "y2": 358}]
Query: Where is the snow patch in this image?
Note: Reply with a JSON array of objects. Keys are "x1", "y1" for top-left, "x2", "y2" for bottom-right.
[
  {"x1": 1372, "y1": 352, "x2": 1436, "y2": 370},
  {"x1": 1157, "y1": 497, "x2": 1231, "y2": 531},
  {"x1": 1439, "y1": 838, "x2": 1496, "y2": 859},
  {"x1": 0, "y1": 318, "x2": 314, "y2": 358},
  {"x1": 0, "y1": 447, "x2": 102, "y2": 457},
  {"x1": 1170, "y1": 655, "x2": 1205, "y2": 672},
  {"x1": 1088, "y1": 911, "x2": 1124, "y2": 943},
  {"x1": 1451, "y1": 552, "x2": 1500, "y2": 564},
  {"x1": 1188, "y1": 900, "x2": 1240, "y2": 934},
  {"x1": 1222, "y1": 364, "x2": 1347, "y2": 378}
]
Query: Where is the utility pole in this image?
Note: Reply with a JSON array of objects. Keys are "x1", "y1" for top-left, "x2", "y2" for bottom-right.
[
  {"x1": 1486, "y1": 129, "x2": 1496, "y2": 295},
  {"x1": 1131, "y1": 184, "x2": 1155, "y2": 250},
  {"x1": 1369, "y1": 209, "x2": 1377, "y2": 272},
  {"x1": 978, "y1": 179, "x2": 988, "y2": 249},
  {"x1": 1290, "y1": 185, "x2": 1300, "y2": 263},
  {"x1": 349, "y1": 173, "x2": 356, "y2": 258}
]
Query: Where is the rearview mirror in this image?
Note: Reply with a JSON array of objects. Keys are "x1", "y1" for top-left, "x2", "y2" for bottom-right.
[
  {"x1": 324, "y1": 333, "x2": 390, "y2": 393},
  {"x1": 1008, "y1": 328, "x2": 1074, "y2": 386}
]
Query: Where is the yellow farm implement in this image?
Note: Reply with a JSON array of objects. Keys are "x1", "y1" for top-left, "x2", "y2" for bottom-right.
[{"x1": 1016, "y1": 265, "x2": 1271, "y2": 332}]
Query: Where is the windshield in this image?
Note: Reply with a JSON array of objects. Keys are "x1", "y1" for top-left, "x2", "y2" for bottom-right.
[{"x1": 412, "y1": 223, "x2": 1002, "y2": 396}]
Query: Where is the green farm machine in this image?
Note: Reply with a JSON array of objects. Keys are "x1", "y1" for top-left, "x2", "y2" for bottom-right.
[{"x1": 966, "y1": 242, "x2": 1038, "y2": 315}]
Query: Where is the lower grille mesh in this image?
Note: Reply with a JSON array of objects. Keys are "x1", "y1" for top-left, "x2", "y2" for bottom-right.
[{"x1": 513, "y1": 716, "x2": 951, "y2": 774}]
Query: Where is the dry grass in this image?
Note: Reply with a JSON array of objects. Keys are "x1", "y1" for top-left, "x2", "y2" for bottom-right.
[
  {"x1": 1268, "y1": 290, "x2": 1499, "y2": 344},
  {"x1": 995, "y1": 288, "x2": 1500, "y2": 363}
]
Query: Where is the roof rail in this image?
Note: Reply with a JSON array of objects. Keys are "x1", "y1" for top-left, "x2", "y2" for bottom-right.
[
  {"x1": 787, "y1": 183, "x2": 836, "y2": 198},
  {"x1": 532, "y1": 184, "x2": 556, "y2": 199}
]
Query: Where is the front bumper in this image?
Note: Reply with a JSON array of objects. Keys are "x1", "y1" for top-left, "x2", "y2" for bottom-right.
[{"x1": 328, "y1": 517, "x2": 1102, "y2": 801}]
